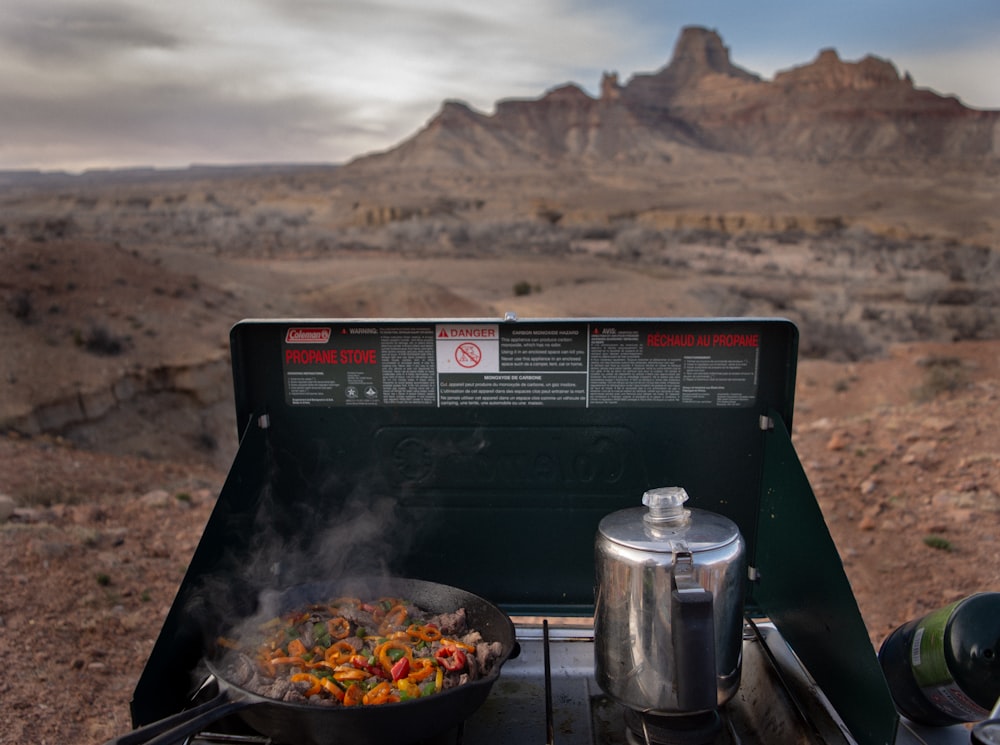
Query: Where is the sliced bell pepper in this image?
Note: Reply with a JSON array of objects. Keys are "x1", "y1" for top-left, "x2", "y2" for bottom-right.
[
  {"x1": 343, "y1": 683, "x2": 363, "y2": 707},
  {"x1": 319, "y1": 677, "x2": 345, "y2": 702},
  {"x1": 290, "y1": 673, "x2": 321, "y2": 697},
  {"x1": 406, "y1": 657, "x2": 437, "y2": 682},
  {"x1": 326, "y1": 617, "x2": 350, "y2": 640},
  {"x1": 268, "y1": 656, "x2": 307, "y2": 668},
  {"x1": 434, "y1": 646, "x2": 466, "y2": 672},
  {"x1": 381, "y1": 604, "x2": 408, "y2": 630},
  {"x1": 363, "y1": 680, "x2": 399, "y2": 705},
  {"x1": 376, "y1": 640, "x2": 413, "y2": 675},
  {"x1": 441, "y1": 637, "x2": 476, "y2": 652},
  {"x1": 350, "y1": 654, "x2": 386, "y2": 679},
  {"x1": 325, "y1": 640, "x2": 356, "y2": 666},
  {"x1": 407, "y1": 623, "x2": 442, "y2": 642},
  {"x1": 390, "y1": 656, "x2": 410, "y2": 682}
]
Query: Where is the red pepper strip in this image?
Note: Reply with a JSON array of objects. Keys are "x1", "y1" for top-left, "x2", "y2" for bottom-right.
[
  {"x1": 434, "y1": 647, "x2": 466, "y2": 672},
  {"x1": 390, "y1": 656, "x2": 410, "y2": 682},
  {"x1": 350, "y1": 654, "x2": 387, "y2": 679}
]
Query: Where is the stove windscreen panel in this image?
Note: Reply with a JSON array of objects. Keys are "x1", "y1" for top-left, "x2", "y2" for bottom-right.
[{"x1": 223, "y1": 318, "x2": 798, "y2": 612}]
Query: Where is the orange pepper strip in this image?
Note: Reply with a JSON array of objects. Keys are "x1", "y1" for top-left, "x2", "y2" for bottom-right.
[
  {"x1": 269, "y1": 656, "x2": 307, "y2": 668},
  {"x1": 407, "y1": 657, "x2": 437, "y2": 682},
  {"x1": 332, "y1": 666, "x2": 368, "y2": 682},
  {"x1": 407, "y1": 624, "x2": 442, "y2": 642},
  {"x1": 441, "y1": 638, "x2": 476, "y2": 652},
  {"x1": 325, "y1": 640, "x2": 356, "y2": 666},
  {"x1": 320, "y1": 677, "x2": 345, "y2": 702},
  {"x1": 383, "y1": 604, "x2": 408, "y2": 629},
  {"x1": 363, "y1": 681, "x2": 392, "y2": 705},
  {"x1": 287, "y1": 638, "x2": 308, "y2": 658},
  {"x1": 343, "y1": 683, "x2": 363, "y2": 707},
  {"x1": 290, "y1": 673, "x2": 322, "y2": 697},
  {"x1": 327, "y1": 617, "x2": 350, "y2": 640}
]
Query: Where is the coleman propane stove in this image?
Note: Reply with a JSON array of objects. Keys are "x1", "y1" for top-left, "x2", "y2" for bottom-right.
[{"x1": 127, "y1": 317, "x2": 973, "y2": 745}]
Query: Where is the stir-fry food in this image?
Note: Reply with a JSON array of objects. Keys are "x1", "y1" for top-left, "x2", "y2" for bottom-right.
[{"x1": 220, "y1": 595, "x2": 504, "y2": 706}]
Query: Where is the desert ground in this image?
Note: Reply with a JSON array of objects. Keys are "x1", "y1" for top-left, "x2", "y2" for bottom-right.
[{"x1": 1, "y1": 159, "x2": 999, "y2": 743}]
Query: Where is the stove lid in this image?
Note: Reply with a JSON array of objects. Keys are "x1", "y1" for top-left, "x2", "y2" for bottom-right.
[{"x1": 224, "y1": 316, "x2": 797, "y2": 613}]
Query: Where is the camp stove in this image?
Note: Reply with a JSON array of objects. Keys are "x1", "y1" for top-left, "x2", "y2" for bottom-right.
[{"x1": 130, "y1": 317, "x2": 972, "y2": 745}]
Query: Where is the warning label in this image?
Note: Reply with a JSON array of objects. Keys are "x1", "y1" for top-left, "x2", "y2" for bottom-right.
[
  {"x1": 281, "y1": 322, "x2": 761, "y2": 409},
  {"x1": 435, "y1": 324, "x2": 500, "y2": 374},
  {"x1": 588, "y1": 324, "x2": 759, "y2": 407}
]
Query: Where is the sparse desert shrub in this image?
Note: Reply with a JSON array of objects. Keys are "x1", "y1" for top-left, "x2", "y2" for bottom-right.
[
  {"x1": 7, "y1": 291, "x2": 33, "y2": 322},
  {"x1": 911, "y1": 355, "x2": 966, "y2": 402},
  {"x1": 922, "y1": 535, "x2": 953, "y2": 552},
  {"x1": 513, "y1": 280, "x2": 533, "y2": 296},
  {"x1": 80, "y1": 323, "x2": 128, "y2": 356},
  {"x1": 613, "y1": 226, "x2": 665, "y2": 258}
]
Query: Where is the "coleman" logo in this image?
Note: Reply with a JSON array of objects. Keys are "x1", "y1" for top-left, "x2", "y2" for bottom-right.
[{"x1": 285, "y1": 327, "x2": 332, "y2": 344}]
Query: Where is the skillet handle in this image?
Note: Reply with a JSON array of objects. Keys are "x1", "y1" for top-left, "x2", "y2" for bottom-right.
[{"x1": 102, "y1": 691, "x2": 251, "y2": 745}]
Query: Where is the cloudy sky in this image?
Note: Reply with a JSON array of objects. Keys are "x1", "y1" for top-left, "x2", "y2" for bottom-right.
[{"x1": 2, "y1": 0, "x2": 998, "y2": 172}]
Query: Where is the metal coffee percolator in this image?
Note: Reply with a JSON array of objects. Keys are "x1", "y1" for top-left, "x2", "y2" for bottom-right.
[{"x1": 594, "y1": 486, "x2": 746, "y2": 714}]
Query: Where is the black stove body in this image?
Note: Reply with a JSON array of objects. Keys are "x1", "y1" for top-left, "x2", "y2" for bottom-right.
[{"x1": 132, "y1": 317, "x2": 905, "y2": 745}]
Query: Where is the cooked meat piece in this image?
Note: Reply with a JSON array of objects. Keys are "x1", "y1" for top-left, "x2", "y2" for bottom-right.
[
  {"x1": 427, "y1": 608, "x2": 467, "y2": 635},
  {"x1": 225, "y1": 653, "x2": 257, "y2": 687},
  {"x1": 476, "y1": 641, "x2": 503, "y2": 675}
]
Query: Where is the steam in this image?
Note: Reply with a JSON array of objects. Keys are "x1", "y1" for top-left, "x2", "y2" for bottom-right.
[{"x1": 184, "y1": 455, "x2": 421, "y2": 649}]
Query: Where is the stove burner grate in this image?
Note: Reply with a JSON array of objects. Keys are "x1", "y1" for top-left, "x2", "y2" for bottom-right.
[{"x1": 623, "y1": 709, "x2": 725, "y2": 745}]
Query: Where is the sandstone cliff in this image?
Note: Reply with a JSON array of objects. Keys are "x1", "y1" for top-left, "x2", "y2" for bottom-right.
[{"x1": 352, "y1": 26, "x2": 1000, "y2": 170}]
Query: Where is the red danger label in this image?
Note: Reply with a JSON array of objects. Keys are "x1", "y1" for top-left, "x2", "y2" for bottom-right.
[
  {"x1": 286, "y1": 327, "x2": 331, "y2": 344},
  {"x1": 438, "y1": 326, "x2": 497, "y2": 339}
]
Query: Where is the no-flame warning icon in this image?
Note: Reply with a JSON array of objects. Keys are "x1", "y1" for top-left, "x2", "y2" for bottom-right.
[{"x1": 455, "y1": 342, "x2": 482, "y2": 368}]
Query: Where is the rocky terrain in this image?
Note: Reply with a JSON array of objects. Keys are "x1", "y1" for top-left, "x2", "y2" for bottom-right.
[{"x1": 0, "y1": 25, "x2": 998, "y2": 745}]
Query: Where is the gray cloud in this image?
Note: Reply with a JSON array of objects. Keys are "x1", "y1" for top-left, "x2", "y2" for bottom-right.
[{"x1": 1, "y1": 1, "x2": 180, "y2": 65}]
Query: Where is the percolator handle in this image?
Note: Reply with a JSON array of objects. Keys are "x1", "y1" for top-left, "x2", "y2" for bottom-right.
[{"x1": 671, "y1": 551, "x2": 717, "y2": 712}]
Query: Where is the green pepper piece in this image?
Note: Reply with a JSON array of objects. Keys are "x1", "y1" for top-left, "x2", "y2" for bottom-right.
[{"x1": 386, "y1": 647, "x2": 406, "y2": 662}]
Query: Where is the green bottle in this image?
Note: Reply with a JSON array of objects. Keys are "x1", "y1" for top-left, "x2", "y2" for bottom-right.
[{"x1": 878, "y1": 592, "x2": 1000, "y2": 725}]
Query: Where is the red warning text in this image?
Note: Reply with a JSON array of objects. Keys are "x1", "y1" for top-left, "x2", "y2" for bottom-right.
[
  {"x1": 286, "y1": 349, "x2": 377, "y2": 365},
  {"x1": 647, "y1": 333, "x2": 759, "y2": 348},
  {"x1": 438, "y1": 327, "x2": 497, "y2": 339}
]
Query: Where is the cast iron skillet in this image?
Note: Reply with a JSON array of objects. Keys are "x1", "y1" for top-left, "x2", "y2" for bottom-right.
[{"x1": 104, "y1": 577, "x2": 518, "y2": 745}]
